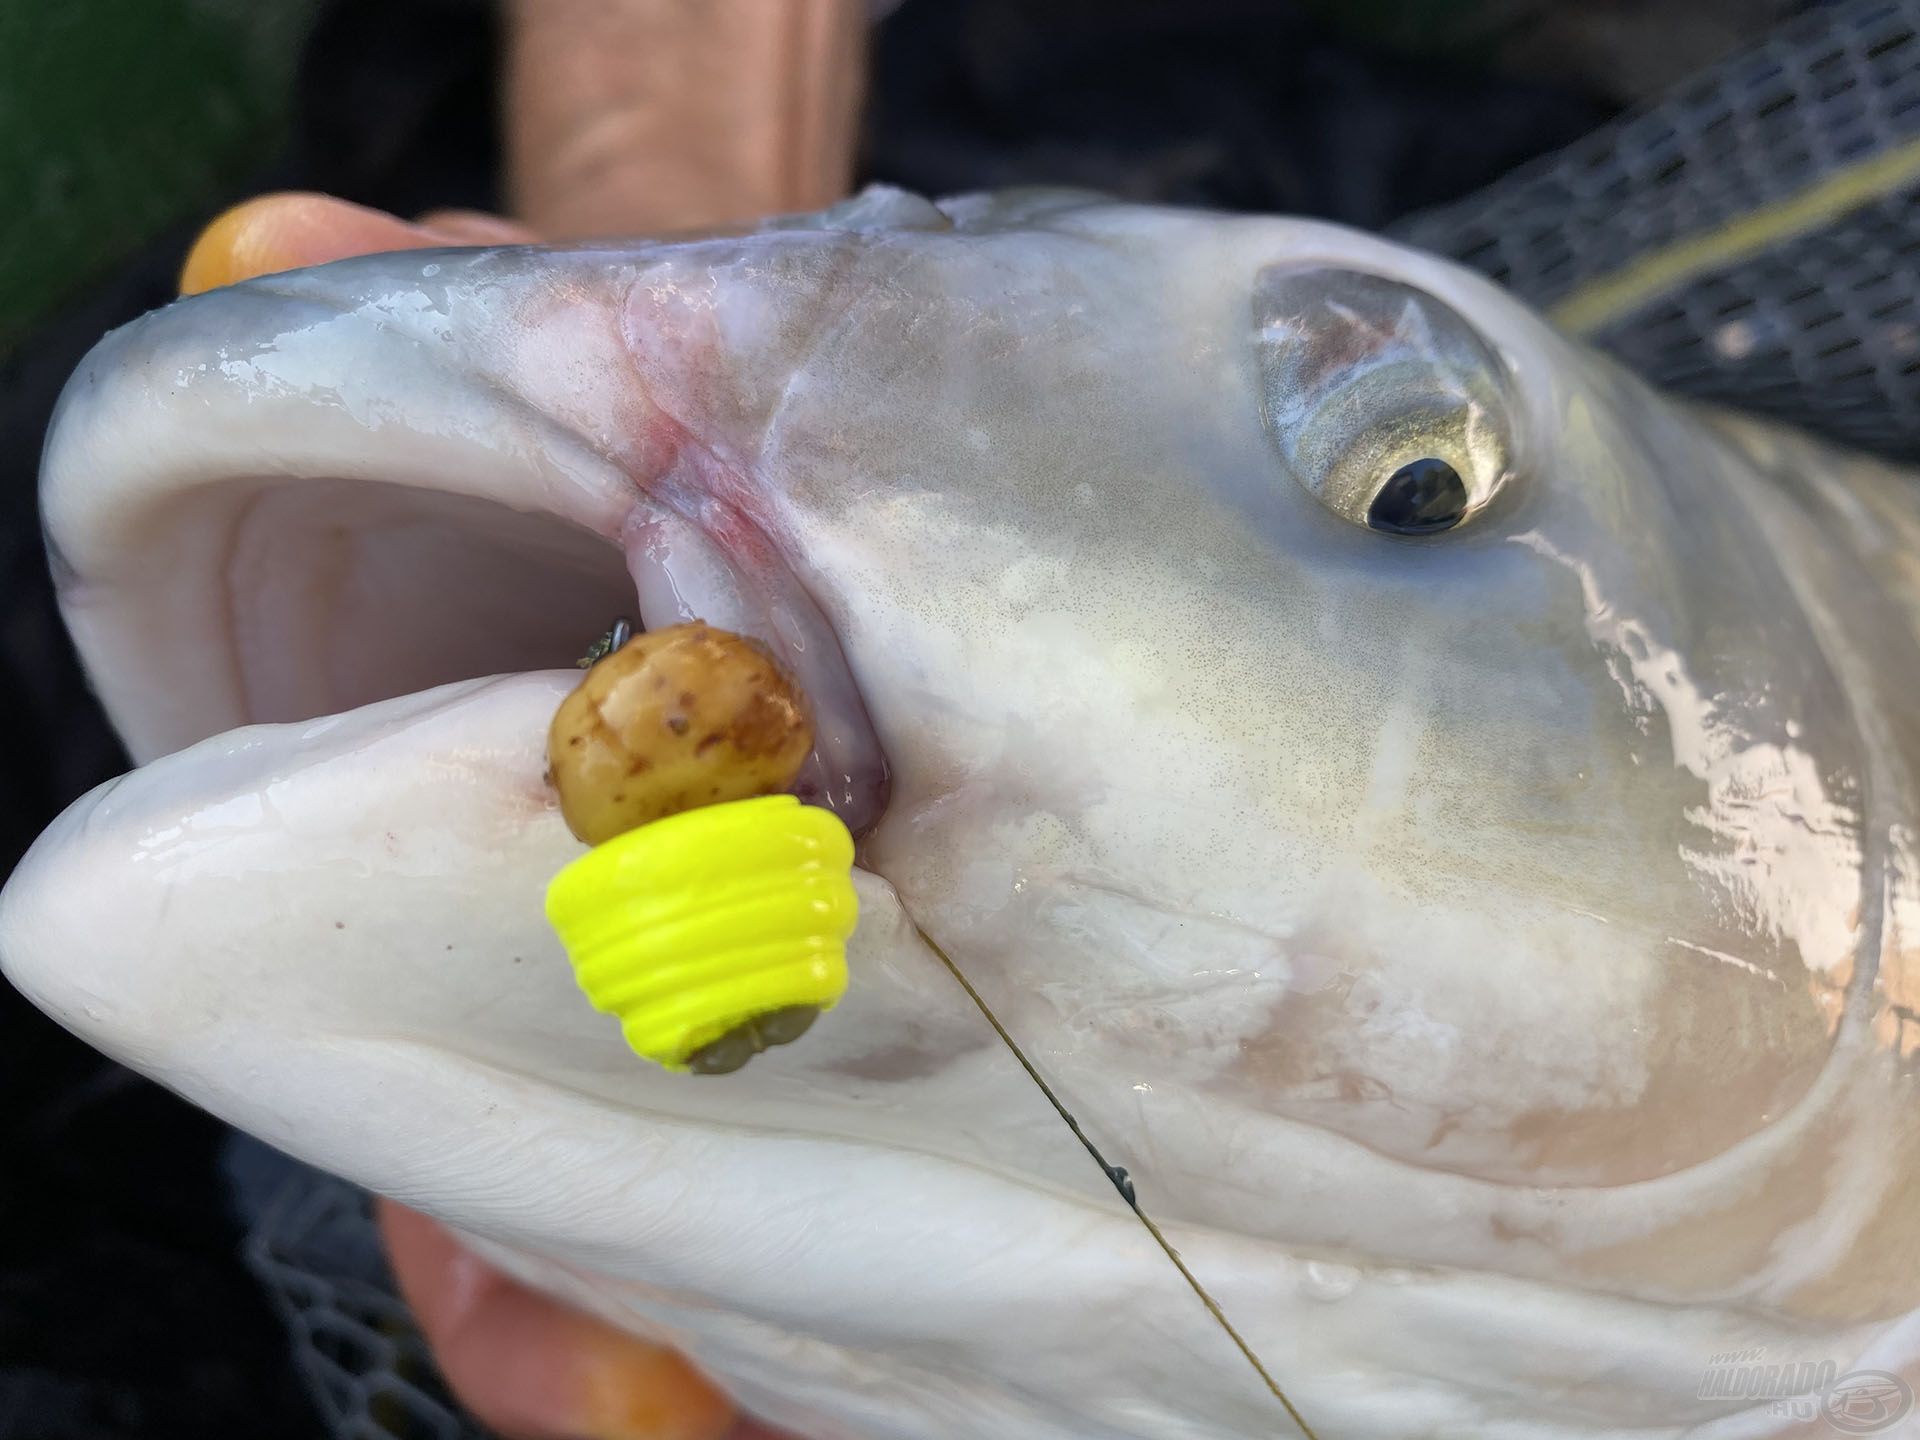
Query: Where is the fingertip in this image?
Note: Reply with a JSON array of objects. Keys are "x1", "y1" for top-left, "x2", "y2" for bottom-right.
[{"x1": 178, "y1": 193, "x2": 470, "y2": 295}]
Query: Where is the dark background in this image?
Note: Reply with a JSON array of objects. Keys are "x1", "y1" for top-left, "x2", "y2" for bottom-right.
[{"x1": 0, "y1": 1, "x2": 1797, "y2": 1435}]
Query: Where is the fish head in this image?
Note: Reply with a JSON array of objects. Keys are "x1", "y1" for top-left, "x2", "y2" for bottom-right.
[{"x1": 4, "y1": 187, "x2": 1917, "y2": 1439}]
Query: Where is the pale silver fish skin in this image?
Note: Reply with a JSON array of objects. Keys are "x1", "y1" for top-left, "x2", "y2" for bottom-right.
[{"x1": 4, "y1": 186, "x2": 1920, "y2": 1439}]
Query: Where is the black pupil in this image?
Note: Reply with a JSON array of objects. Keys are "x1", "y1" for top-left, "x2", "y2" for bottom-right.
[{"x1": 1366, "y1": 458, "x2": 1468, "y2": 535}]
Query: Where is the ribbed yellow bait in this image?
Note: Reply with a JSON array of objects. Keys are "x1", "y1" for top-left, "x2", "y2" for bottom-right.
[{"x1": 545, "y1": 794, "x2": 858, "y2": 1072}]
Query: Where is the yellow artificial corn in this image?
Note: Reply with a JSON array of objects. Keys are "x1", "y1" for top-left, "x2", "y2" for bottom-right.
[{"x1": 545, "y1": 794, "x2": 857, "y2": 1071}]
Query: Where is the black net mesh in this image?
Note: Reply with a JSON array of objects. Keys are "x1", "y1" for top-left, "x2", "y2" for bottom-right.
[
  {"x1": 243, "y1": 1170, "x2": 489, "y2": 1440},
  {"x1": 1393, "y1": 0, "x2": 1920, "y2": 459}
]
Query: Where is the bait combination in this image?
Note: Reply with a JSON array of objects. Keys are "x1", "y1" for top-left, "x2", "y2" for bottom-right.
[{"x1": 543, "y1": 623, "x2": 858, "y2": 1073}]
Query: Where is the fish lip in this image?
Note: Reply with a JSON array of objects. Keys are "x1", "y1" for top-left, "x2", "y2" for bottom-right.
[{"x1": 616, "y1": 467, "x2": 891, "y2": 839}]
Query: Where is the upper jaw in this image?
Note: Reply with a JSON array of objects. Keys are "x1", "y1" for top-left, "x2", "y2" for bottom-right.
[
  {"x1": 36, "y1": 246, "x2": 888, "y2": 831},
  {"x1": 41, "y1": 252, "x2": 643, "y2": 761}
]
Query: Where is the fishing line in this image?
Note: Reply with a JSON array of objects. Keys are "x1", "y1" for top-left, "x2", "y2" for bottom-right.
[{"x1": 910, "y1": 918, "x2": 1323, "y2": 1440}]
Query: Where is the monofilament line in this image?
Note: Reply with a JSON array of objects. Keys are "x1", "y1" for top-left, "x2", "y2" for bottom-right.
[{"x1": 912, "y1": 919, "x2": 1322, "y2": 1440}]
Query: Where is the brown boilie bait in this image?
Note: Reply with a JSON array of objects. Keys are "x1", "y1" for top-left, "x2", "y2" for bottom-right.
[{"x1": 548, "y1": 621, "x2": 815, "y2": 847}]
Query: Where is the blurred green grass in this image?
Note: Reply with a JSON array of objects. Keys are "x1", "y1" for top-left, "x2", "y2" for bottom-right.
[{"x1": 0, "y1": 0, "x2": 318, "y2": 359}]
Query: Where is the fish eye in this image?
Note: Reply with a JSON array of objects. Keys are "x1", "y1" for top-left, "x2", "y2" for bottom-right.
[
  {"x1": 1254, "y1": 265, "x2": 1517, "y2": 535},
  {"x1": 1366, "y1": 457, "x2": 1468, "y2": 535}
]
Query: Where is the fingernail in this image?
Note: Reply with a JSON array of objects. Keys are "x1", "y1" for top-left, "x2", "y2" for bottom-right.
[
  {"x1": 179, "y1": 195, "x2": 293, "y2": 295},
  {"x1": 567, "y1": 1315, "x2": 736, "y2": 1440},
  {"x1": 178, "y1": 193, "x2": 458, "y2": 295}
]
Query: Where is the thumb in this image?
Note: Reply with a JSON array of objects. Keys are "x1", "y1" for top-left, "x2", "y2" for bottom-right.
[{"x1": 178, "y1": 193, "x2": 537, "y2": 295}]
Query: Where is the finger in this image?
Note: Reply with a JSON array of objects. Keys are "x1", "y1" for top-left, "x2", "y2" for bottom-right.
[
  {"x1": 503, "y1": 0, "x2": 867, "y2": 237},
  {"x1": 379, "y1": 1200, "x2": 742, "y2": 1440},
  {"x1": 178, "y1": 193, "x2": 512, "y2": 295},
  {"x1": 415, "y1": 208, "x2": 543, "y2": 244}
]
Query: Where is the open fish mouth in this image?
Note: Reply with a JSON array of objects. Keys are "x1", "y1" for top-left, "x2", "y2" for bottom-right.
[
  {"x1": 4, "y1": 249, "x2": 1264, "y2": 1439},
  {"x1": 40, "y1": 263, "x2": 890, "y2": 835},
  {"x1": 4, "y1": 245, "x2": 1378, "y2": 1440}
]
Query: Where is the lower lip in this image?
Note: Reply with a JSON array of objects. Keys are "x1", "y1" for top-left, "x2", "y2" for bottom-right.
[{"x1": 621, "y1": 502, "x2": 890, "y2": 837}]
